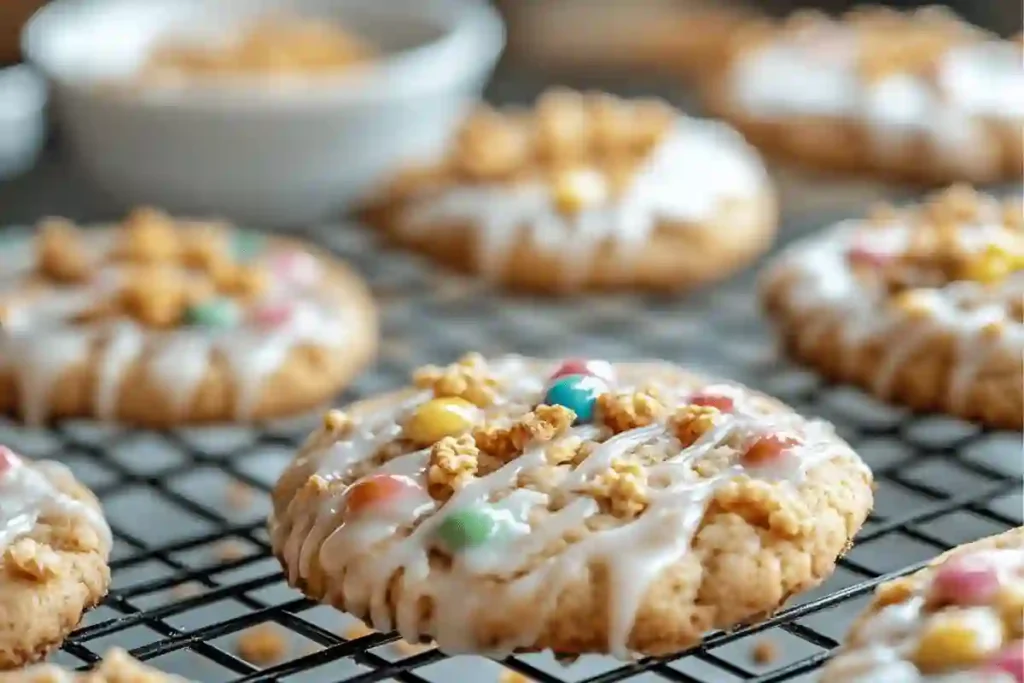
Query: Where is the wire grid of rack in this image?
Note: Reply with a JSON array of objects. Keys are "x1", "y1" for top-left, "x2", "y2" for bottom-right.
[
  {"x1": 1, "y1": 204, "x2": 1021, "y2": 683},
  {"x1": 2, "y1": 67, "x2": 1022, "y2": 682}
]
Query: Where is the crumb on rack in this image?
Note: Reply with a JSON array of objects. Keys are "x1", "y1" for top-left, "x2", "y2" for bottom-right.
[
  {"x1": 751, "y1": 638, "x2": 778, "y2": 665},
  {"x1": 500, "y1": 671, "x2": 534, "y2": 683},
  {"x1": 225, "y1": 480, "x2": 256, "y2": 511},
  {"x1": 394, "y1": 639, "x2": 435, "y2": 656},
  {"x1": 171, "y1": 581, "x2": 203, "y2": 599},
  {"x1": 343, "y1": 622, "x2": 375, "y2": 640},
  {"x1": 213, "y1": 539, "x2": 249, "y2": 562},
  {"x1": 236, "y1": 623, "x2": 289, "y2": 666}
]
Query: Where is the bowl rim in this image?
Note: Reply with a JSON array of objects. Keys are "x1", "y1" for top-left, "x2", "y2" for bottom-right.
[{"x1": 21, "y1": 0, "x2": 505, "y2": 109}]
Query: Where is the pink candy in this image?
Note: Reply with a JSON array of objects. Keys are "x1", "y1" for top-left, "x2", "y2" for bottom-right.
[
  {"x1": 550, "y1": 359, "x2": 615, "y2": 385},
  {"x1": 269, "y1": 249, "x2": 320, "y2": 289},
  {"x1": 689, "y1": 393, "x2": 735, "y2": 412},
  {"x1": 250, "y1": 304, "x2": 294, "y2": 330},
  {"x1": 930, "y1": 554, "x2": 1001, "y2": 606},
  {"x1": 847, "y1": 245, "x2": 893, "y2": 268},
  {"x1": 987, "y1": 642, "x2": 1023, "y2": 682},
  {"x1": 0, "y1": 445, "x2": 21, "y2": 474}
]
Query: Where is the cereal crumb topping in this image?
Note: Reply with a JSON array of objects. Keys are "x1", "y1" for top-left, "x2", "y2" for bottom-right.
[
  {"x1": 323, "y1": 409, "x2": 353, "y2": 436},
  {"x1": 587, "y1": 459, "x2": 650, "y2": 518},
  {"x1": 713, "y1": 477, "x2": 809, "y2": 537},
  {"x1": 3, "y1": 538, "x2": 61, "y2": 581},
  {"x1": 36, "y1": 219, "x2": 93, "y2": 284},
  {"x1": 428, "y1": 435, "x2": 481, "y2": 500},
  {"x1": 413, "y1": 353, "x2": 500, "y2": 407},
  {"x1": 473, "y1": 404, "x2": 576, "y2": 462},
  {"x1": 597, "y1": 390, "x2": 664, "y2": 433},
  {"x1": 669, "y1": 404, "x2": 723, "y2": 447}
]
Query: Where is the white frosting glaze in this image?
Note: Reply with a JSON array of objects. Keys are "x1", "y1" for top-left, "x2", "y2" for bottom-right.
[
  {"x1": 271, "y1": 357, "x2": 866, "y2": 659},
  {"x1": 730, "y1": 29, "x2": 1023, "y2": 170},
  {"x1": 0, "y1": 452, "x2": 112, "y2": 553},
  {"x1": 767, "y1": 217, "x2": 1024, "y2": 410},
  {"x1": 395, "y1": 119, "x2": 768, "y2": 286},
  {"x1": 0, "y1": 228, "x2": 349, "y2": 424},
  {"x1": 825, "y1": 547, "x2": 1024, "y2": 682}
]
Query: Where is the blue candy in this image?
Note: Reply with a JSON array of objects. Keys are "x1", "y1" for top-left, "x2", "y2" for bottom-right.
[{"x1": 543, "y1": 374, "x2": 608, "y2": 423}]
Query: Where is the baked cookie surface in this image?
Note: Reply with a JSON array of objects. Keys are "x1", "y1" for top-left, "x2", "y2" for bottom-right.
[
  {"x1": 365, "y1": 90, "x2": 776, "y2": 293},
  {"x1": 2, "y1": 648, "x2": 186, "y2": 681},
  {"x1": 0, "y1": 445, "x2": 112, "y2": 669},
  {"x1": 269, "y1": 354, "x2": 873, "y2": 658},
  {"x1": 0, "y1": 208, "x2": 377, "y2": 426},
  {"x1": 821, "y1": 527, "x2": 1024, "y2": 682},
  {"x1": 762, "y1": 186, "x2": 1023, "y2": 429},
  {"x1": 706, "y1": 7, "x2": 1023, "y2": 184}
]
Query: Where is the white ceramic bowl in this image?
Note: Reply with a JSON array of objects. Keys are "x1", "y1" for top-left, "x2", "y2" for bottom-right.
[
  {"x1": 22, "y1": 0, "x2": 505, "y2": 226},
  {"x1": 0, "y1": 65, "x2": 47, "y2": 179}
]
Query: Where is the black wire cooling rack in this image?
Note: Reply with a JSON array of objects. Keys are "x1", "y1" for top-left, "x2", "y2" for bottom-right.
[{"x1": 2, "y1": 204, "x2": 1021, "y2": 683}]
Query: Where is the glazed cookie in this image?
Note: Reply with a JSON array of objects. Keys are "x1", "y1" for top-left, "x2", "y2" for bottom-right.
[
  {"x1": 269, "y1": 354, "x2": 873, "y2": 657},
  {"x1": 3, "y1": 648, "x2": 187, "y2": 681},
  {"x1": 0, "y1": 208, "x2": 377, "y2": 426},
  {"x1": 364, "y1": 90, "x2": 776, "y2": 293},
  {"x1": 821, "y1": 527, "x2": 1024, "y2": 682},
  {"x1": 706, "y1": 7, "x2": 1023, "y2": 184},
  {"x1": 762, "y1": 186, "x2": 1023, "y2": 429},
  {"x1": 0, "y1": 445, "x2": 112, "y2": 669}
]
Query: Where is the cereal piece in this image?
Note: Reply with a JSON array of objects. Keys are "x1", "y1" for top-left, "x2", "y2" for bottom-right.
[
  {"x1": 455, "y1": 108, "x2": 529, "y2": 181},
  {"x1": 500, "y1": 671, "x2": 533, "y2": 683},
  {"x1": 237, "y1": 623, "x2": 289, "y2": 666},
  {"x1": 473, "y1": 405, "x2": 575, "y2": 462},
  {"x1": 119, "y1": 266, "x2": 196, "y2": 328},
  {"x1": 180, "y1": 225, "x2": 231, "y2": 272},
  {"x1": 36, "y1": 218, "x2": 93, "y2": 284},
  {"x1": 213, "y1": 262, "x2": 269, "y2": 300},
  {"x1": 751, "y1": 638, "x2": 778, "y2": 665},
  {"x1": 395, "y1": 639, "x2": 434, "y2": 656},
  {"x1": 213, "y1": 540, "x2": 249, "y2": 562},
  {"x1": 713, "y1": 476, "x2": 809, "y2": 537},
  {"x1": 323, "y1": 409, "x2": 353, "y2": 437},
  {"x1": 597, "y1": 391, "x2": 664, "y2": 433},
  {"x1": 588, "y1": 459, "x2": 649, "y2": 518},
  {"x1": 535, "y1": 88, "x2": 590, "y2": 165},
  {"x1": 588, "y1": 93, "x2": 635, "y2": 158},
  {"x1": 3, "y1": 538, "x2": 61, "y2": 581},
  {"x1": 669, "y1": 404, "x2": 722, "y2": 447},
  {"x1": 413, "y1": 354, "x2": 500, "y2": 407},
  {"x1": 118, "y1": 207, "x2": 181, "y2": 263},
  {"x1": 428, "y1": 435, "x2": 480, "y2": 500},
  {"x1": 550, "y1": 169, "x2": 608, "y2": 215}
]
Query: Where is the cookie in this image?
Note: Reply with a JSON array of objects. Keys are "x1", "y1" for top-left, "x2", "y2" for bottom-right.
[
  {"x1": 363, "y1": 90, "x2": 776, "y2": 293},
  {"x1": 0, "y1": 208, "x2": 378, "y2": 426},
  {"x1": 821, "y1": 527, "x2": 1024, "y2": 682},
  {"x1": 2, "y1": 648, "x2": 186, "y2": 681},
  {"x1": 704, "y1": 7, "x2": 1023, "y2": 184},
  {"x1": 761, "y1": 186, "x2": 1023, "y2": 429},
  {"x1": 269, "y1": 354, "x2": 873, "y2": 658},
  {"x1": 0, "y1": 445, "x2": 112, "y2": 669}
]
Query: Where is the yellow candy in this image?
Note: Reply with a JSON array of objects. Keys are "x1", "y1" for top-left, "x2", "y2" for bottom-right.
[
  {"x1": 960, "y1": 245, "x2": 1015, "y2": 284},
  {"x1": 405, "y1": 398, "x2": 479, "y2": 447},
  {"x1": 997, "y1": 585, "x2": 1024, "y2": 638},
  {"x1": 913, "y1": 614, "x2": 1003, "y2": 673},
  {"x1": 551, "y1": 169, "x2": 608, "y2": 215}
]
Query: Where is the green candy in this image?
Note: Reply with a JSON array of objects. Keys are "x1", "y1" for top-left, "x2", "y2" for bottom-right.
[
  {"x1": 232, "y1": 231, "x2": 266, "y2": 263},
  {"x1": 185, "y1": 298, "x2": 241, "y2": 329},
  {"x1": 436, "y1": 506, "x2": 501, "y2": 552}
]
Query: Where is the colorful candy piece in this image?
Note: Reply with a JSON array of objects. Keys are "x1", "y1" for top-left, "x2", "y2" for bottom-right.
[
  {"x1": 185, "y1": 297, "x2": 242, "y2": 328},
  {"x1": 998, "y1": 585, "x2": 1024, "y2": 638},
  {"x1": 250, "y1": 303, "x2": 294, "y2": 330},
  {"x1": 931, "y1": 555, "x2": 1001, "y2": 607},
  {"x1": 345, "y1": 474, "x2": 419, "y2": 516},
  {"x1": 689, "y1": 392, "x2": 735, "y2": 412},
  {"x1": 436, "y1": 506, "x2": 501, "y2": 552},
  {"x1": 232, "y1": 232, "x2": 266, "y2": 262},
  {"x1": 405, "y1": 397, "x2": 479, "y2": 447},
  {"x1": 743, "y1": 434, "x2": 801, "y2": 467},
  {"x1": 549, "y1": 358, "x2": 615, "y2": 385},
  {"x1": 269, "y1": 249, "x2": 320, "y2": 289},
  {"x1": 0, "y1": 445, "x2": 21, "y2": 474},
  {"x1": 987, "y1": 641, "x2": 1024, "y2": 682},
  {"x1": 544, "y1": 374, "x2": 608, "y2": 423},
  {"x1": 913, "y1": 614, "x2": 1004, "y2": 673},
  {"x1": 847, "y1": 245, "x2": 894, "y2": 268}
]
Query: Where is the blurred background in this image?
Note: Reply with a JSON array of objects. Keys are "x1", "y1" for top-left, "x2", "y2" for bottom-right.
[{"x1": 0, "y1": 0, "x2": 1020, "y2": 227}]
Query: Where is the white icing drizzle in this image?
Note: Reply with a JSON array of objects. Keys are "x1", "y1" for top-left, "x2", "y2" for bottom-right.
[
  {"x1": 0, "y1": 228, "x2": 350, "y2": 424},
  {"x1": 824, "y1": 547, "x2": 1024, "y2": 683},
  {"x1": 272, "y1": 358, "x2": 863, "y2": 659},
  {"x1": 395, "y1": 119, "x2": 767, "y2": 286},
  {"x1": 730, "y1": 28, "x2": 1023, "y2": 171},
  {"x1": 0, "y1": 454, "x2": 112, "y2": 553},
  {"x1": 768, "y1": 218, "x2": 1024, "y2": 408}
]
